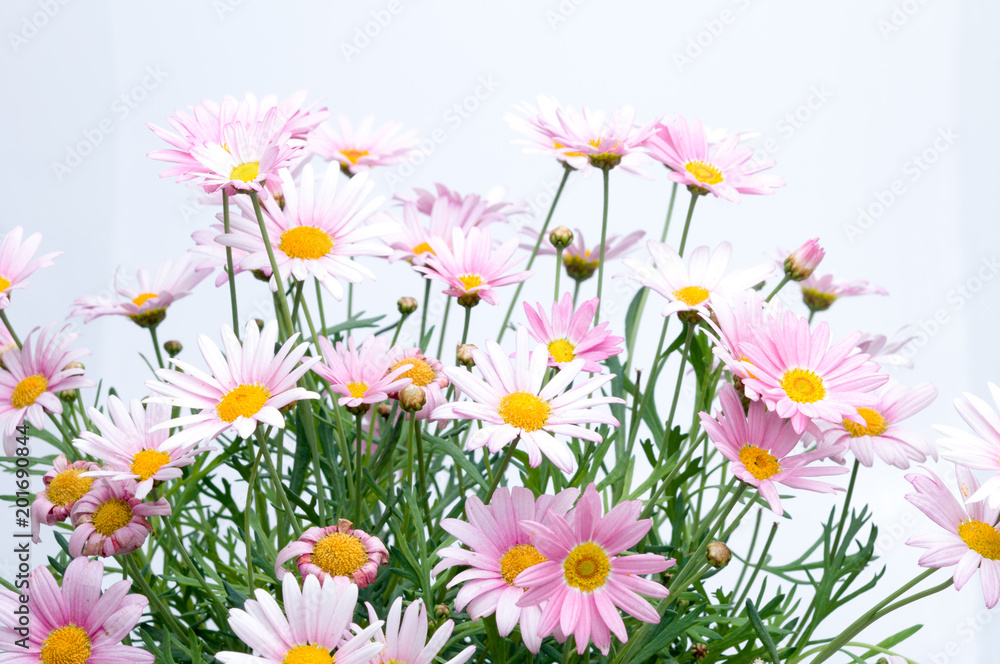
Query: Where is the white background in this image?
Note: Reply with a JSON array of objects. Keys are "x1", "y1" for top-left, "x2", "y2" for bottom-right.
[{"x1": 1, "y1": 1, "x2": 998, "y2": 662}]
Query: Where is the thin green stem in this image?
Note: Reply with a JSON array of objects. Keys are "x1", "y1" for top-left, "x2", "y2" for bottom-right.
[
  {"x1": 832, "y1": 460, "x2": 861, "y2": 556},
  {"x1": 160, "y1": 516, "x2": 229, "y2": 623},
  {"x1": 222, "y1": 191, "x2": 240, "y2": 338},
  {"x1": 419, "y1": 279, "x2": 432, "y2": 347},
  {"x1": 148, "y1": 325, "x2": 165, "y2": 370},
  {"x1": 244, "y1": 440, "x2": 264, "y2": 594},
  {"x1": 315, "y1": 279, "x2": 327, "y2": 333},
  {"x1": 677, "y1": 190, "x2": 699, "y2": 257},
  {"x1": 460, "y1": 305, "x2": 472, "y2": 346},
  {"x1": 123, "y1": 555, "x2": 192, "y2": 647},
  {"x1": 436, "y1": 296, "x2": 452, "y2": 359},
  {"x1": 594, "y1": 166, "x2": 611, "y2": 324},
  {"x1": 0, "y1": 310, "x2": 21, "y2": 348},
  {"x1": 250, "y1": 191, "x2": 294, "y2": 337},
  {"x1": 659, "y1": 323, "x2": 694, "y2": 452},
  {"x1": 354, "y1": 411, "x2": 365, "y2": 526},
  {"x1": 766, "y1": 274, "x2": 791, "y2": 303},
  {"x1": 413, "y1": 414, "x2": 429, "y2": 515},
  {"x1": 660, "y1": 182, "x2": 679, "y2": 242},
  {"x1": 254, "y1": 427, "x2": 301, "y2": 536},
  {"x1": 484, "y1": 439, "x2": 519, "y2": 503},
  {"x1": 554, "y1": 248, "x2": 564, "y2": 300},
  {"x1": 735, "y1": 521, "x2": 778, "y2": 609}
]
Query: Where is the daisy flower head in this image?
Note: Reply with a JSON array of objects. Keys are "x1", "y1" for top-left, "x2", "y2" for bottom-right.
[
  {"x1": 145, "y1": 319, "x2": 319, "y2": 446},
  {"x1": 366, "y1": 596, "x2": 476, "y2": 664},
  {"x1": 545, "y1": 105, "x2": 657, "y2": 173},
  {"x1": 70, "y1": 253, "x2": 213, "y2": 328},
  {"x1": 522, "y1": 293, "x2": 624, "y2": 372},
  {"x1": 0, "y1": 226, "x2": 62, "y2": 310},
  {"x1": 386, "y1": 347, "x2": 449, "y2": 420},
  {"x1": 31, "y1": 454, "x2": 99, "y2": 543},
  {"x1": 856, "y1": 327, "x2": 918, "y2": 369},
  {"x1": 69, "y1": 478, "x2": 171, "y2": 557},
  {"x1": 310, "y1": 115, "x2": 417, "y2": 175},
  {"x1": 275, "y1": 518, "x2": 389, "y2": 587},
  {"x1": 313, "y1": 334, "x2": 411, "y2": 413},
  {"x1": 432, "y1": 328, "x2": 624, "y2": 473},
  {"x1": 433, "y1": 486, "x2": 580, "y2": 653},
  {"x1": 504, "y1": 94, "x2": 592, "y2": 172},
  {"x1": 800, "y1": 273, "x2": 888, "y2": 313},
  {"x1": 700, "y1": 384, "x2": 850, "y2": 516},
  {"x1": 216, "y1": 572, "x2": 384, "y2": 664},
  {"x1": 514, "y1": 484, "x2": 674, "y2": 655},
  {"x1": 782, "y1": 238, "x2": 825, "y2": 282},
  {"x1": 935, "y1": 382, "x2": 1000, "y2": 509},
  {"x1": 0, "y1": 557, "x2": 153, "y2": 664},
  {"x1": 400, "y1": 183, "x2": 529, "y2": 229},
  {"x1": 521, "y1": 226, "x2": 645, "y2": 283},
  {"x1": 905, "y1": 465, "x2": 1000, "y2": 608},
  {"x1": 1, "y1": 324, "x2": 94, "y2": 456},
  {"x1": 815, "y1": 380, "x2": 938, "y2": 469},
  {"x1": 705, "y1": 289, "x2": 783, "y2": 399}
]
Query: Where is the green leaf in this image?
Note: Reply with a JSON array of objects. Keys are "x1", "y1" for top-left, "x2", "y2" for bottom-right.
[
  {"x1": 746, "y1": 599, "x2": 781, "y2": 664},
  {"x1": 857, "y1": 624, "x2": 923, "y2": 659}
]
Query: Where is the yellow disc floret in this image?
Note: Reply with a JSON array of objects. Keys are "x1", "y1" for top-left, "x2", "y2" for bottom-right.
[
  {"x1": 91, "y1": 498, "x2": 133, "y2": 536},
  {"x1": 311, "y1": 532, "x2": 369, "y2": 577},
  {"x1": 458, "y1": 273, "x2": 483, "y2": 291},
  {"x1": 672, "y1": 286, "x2": 711, "y2": 307},
  {"x1": 563, "y1": 541, "x2": 611, "y2": 592},
  {"x1": 685, "y1": 161, "x2": 724, "y2": 185},
  {"x1": 738, "y1": 445, "x2": 781, "y2": 481},
  {"x1": 498, "y1": 392, "x2": 551, "y2": 432},
  {"x1": 280, "y1": 227, "x2": 334, "y2": 260},
  {"x1": 346, "y1": 382, "x2": 369, "y2": 399},
  {"x1": 780, "y1": 368, "x2": 826, "y2": 404},
  {"x1": 46, "y1": 469, "x2": 94, "y2": 507},
  {"x1": 340, "y1": 148, "x2": 369, "y2": 165},
  {"x1": 40, "y1": 624, "x2": 91, "y2": 664},
  {"x1": 843, "y1": 408, "x2": 889, "y2": 438},
  {"x1": 547, "y1": 339, "x2": 576, "y2": 363},
  {"x1": 217, "y1": 384, "x2": 271, "y2": 422},
  {"x1": 131, "y1": 449, "x2": 172, "y2": 481},
  {"x1": 282, "y1": 643, "x2": 334, "y2": 664},
  {"x1": 132, "y1": 292, "x2": 158, "y2": 307},
  {"x1": 0, "y1": 276, "x2": 11, "y2": 292},
  {"x1": 230, "y1": 161, "x2": 260, "y2": 182},
  {"x1": 500, "y1": 544, "x2": 547, "y2": 586},
  {"x1": 958, "y1": 520, "x2": 1000, "y2": 560},
  {"x1": 11, "y1": 374, "x2": 48, "y2": 408},
  {"x1": 391, "y1": 358, "x2": 436, "y2": 387}
]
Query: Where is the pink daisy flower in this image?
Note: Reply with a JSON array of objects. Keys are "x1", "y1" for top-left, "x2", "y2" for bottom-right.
[
  {"x1": 621, "y1": 241, "x2": 774, "y2": 318},
  {"x1": 365, "y1": 596, "x2": 476, "y2": 664},
  {"x1": 216, "y1": 573, "x2": 384, "y2": 664},
  {"x1": 514, "y1": 484, "x2": 673, "y2": 655},
  {"x1": 275, "y1": 518, "x2": 389, "y2": 587},
  {"x1": 190, "y1": 221, "x2": 262, "y2": 286},
  {"x1": 521, "y1": 226, "x2": 645, "y2": 283},
  {"x1": 800, "y1": 273, "x2": 888, "y2": 313},
  {"x1": 0, "y1": 557, "x2": 153, "y2": 663},
  {"x1": 415, "y1": 227, "x2": 531, "y2": 307},
  {"x1": 433, "y1": 486, "x2": 580, "y2": 653},
  {"x1": 432, "y1": 328, "x2": 623, "y2": 474},
  {"x1": 0, "y1": 324, "x2": 94, "y2": 456},
  {"x1": 69, "y1": 478, "x2": 171, "y2": 557},
  {"x1": 386, "y1": 347, "x2": 449, "y2": 420},
  {"x1": 522, "y1": 294, "x2": 624, "y2": 372},
  {"x1": 705, "y1": 290, "x2": 783, "y2": 399},
  {"x1": 739, "y1": 311, "x2": 888, "y2": 434},
  {"x1": 504, "y1": 94, "x2": 593, "y2": 172},
  {"x1": 781, "y1": 238, "x2": 825, "y2": 281},
  {"x1": 0, "y1": 320, "x2": 15, "y2": 359},
  {"x1": 313, "y1": 334, "x2": 412, "y2": 412},
  {"x1": 935, "y1": 382, "x2": 1000, "y2": 509},
  {"x1": 385, "y1": 200, "x2": 476, "y2": 267},
  {"x1": 905, "y1": 466, "x2": 1000, "y2": 608},
  {"x1": 544, "y1": 105, "x2": 657, "y2": 173},
  {"x1": 31, "y1": 454, "x2": 99, "y2": 543},
  {"x1": 400, "y1": 183, "x2": 528, "y2": 228},
  {"x1": 700, "y1": 384, "x2": 850, "y2": 516},
  {"x1": 0, "y1": 226, "x2": 62, "y2": 311},
  {"x1": 310, "y1": 116, "x2": 417, "y2": 174},
  {"x1": 856, "y1": 328, "x2": 918, "y2": 368},
  {"x1": 815, "y1": 380, "x2": 938, "y2": 469},
  {"x1": 145, "y1": 320, "x2": 319, "y2": 446}
]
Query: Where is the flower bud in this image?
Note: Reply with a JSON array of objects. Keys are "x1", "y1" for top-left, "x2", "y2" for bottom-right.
[
  {"x1": 253, "y1": 318, "x2": 265, "y2": 330},
  {"x1": 802, "y1": 287, "x2": 836, "y2": 313},
  {"x1": 252, "y1": 269, "x2": 271, "y2": 282},
  {"x1": 434, "y1": 604, "x2": 450, "y2": 619},
  {"x1": 691, "y1": 643, "x2": 709, "y2": 660},
  {"x1": 548, "y1": 226, "x2": 574, "y2": 250},
  {"x1": 279, "y1": 401, "x2": 296, "y2": 414},
  {"x1": 164, "y1": 340, "x2": 183, "y2": 358},
  {"x1": 64, "y1": 362, "x2": 85, "y2": 371},
  {"x1": 784, "y1": 238, "x2": 825, "y2": 282},
  {"x1": 399, "y1": 385, "x2": 426, "y2": 413},
  {"x1": 377, "y1": 403, "x2": 392, "y2": 418},
  {"x1": 457, "y1": 344, "x2": 477, "y2": 367},
  {"x1": 58, "y1": 389, "x2": 77, "y2": 403},
  {"x1": 706, "y1": 541, "x2": 732, "y2": 569},
  {"x1": 397, "y1": 297, "x2": 418, "y2": 315}
]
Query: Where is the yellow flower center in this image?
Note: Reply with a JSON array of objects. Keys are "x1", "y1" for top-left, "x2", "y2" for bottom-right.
[
  {"x1": 458, "y1": 273, "x2": 484, "y2": 291},
  {"x1": 553, "y1": 141, "x2": 584, "y2": 158},
  {"x1": 0, "y1": 275, "x2": 11, "y2": 292},
  {"x1": 340, "y1": 148, "x2": 369, "y2": 165},
  {"x1": 217, "y1": 384, "x2": 271, "y2": 422},
  {"x1": 131, "y1": 449, "x2": 172, "y2": 481},
  {"x1": 40, "y1": 624, "x2": 91, "y2": 664},
  {"x1": 391, "y1": 358, "x2": 435, "y2": 387},
  {"x1": 229, "y1": 161, "x2": 260, "y2": 182},
  {"x1": 801, "y1": 287, "x2": 837, "y2": 311},
  {"x1": 500, "y1": 544, "x2": 547, "y2": 586},
  {"x1": 498, "y1": 392, "x2": 551, "y2": 432},
  {"x1": 547, "y1": 339, "x2": 576, "y2": 363},
  {"x1": 738, "y1": 445, "x2": 781, "y2": 480},
  {"x1": 280, "y1": 226, "x2": 334, "y2": 260},
  {"x1": 91, "y1": 498, "x2": 133, "y2": 536},
  {"x1": 311, "y1": 532, "x2": 369, "y2": 577},
  {"x1": 672, "y1": 285, "x2": 711, "y2": 307},
  {"x1": 843, "y1": 408, "x2": 889, "y2": 438},
  {"x1": 685, "y1": 161, "x2": 724, "y2": 185},
  {"x1": 346, "y1": 382, "x2": 369, "y2": 399},
  {"x1": 282, "y1": 644, "x2": 334, "y2": 664},
  {"x1": 47, "y1": 469, "x2": 94, "y2": 507},
  {"x1": 411, "y1": 241, "x2": 435, "y2": 256},
  {"x1": 780, "y1": 368, "x2": 826, "y2": 403},
  {"x1": 132, "y1": 292, "x2": 158, "y2": 307},
  {"x1": 958, "y1": 520, "x2": 1000, "y2": 560},
  {"x1": 563, "y1": 541, "x2": 610, "y2": 592},
  {"x1": 11, "y1": 374, "x2": 48, "y2": 409}
]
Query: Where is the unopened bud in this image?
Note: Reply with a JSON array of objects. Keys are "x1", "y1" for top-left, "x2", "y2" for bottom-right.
[
  {"x1": 279, "y1": 401, "x2": 296, "y2": 414},
  {"x1": 434, "y1": 604, "x2": 450, "y2": 619},
  {"x1": 784, "y1": 238, "x2": 825, "y2": 281},
  {"x1": 706, "y1": 541, "x2": 732, "y2": 569},
  {"x1": 64, "y1": 362, "x2": 85, "y2": 371},
  {"x1": 253, "y1": 318, "x2": 265, "y2": 330},
  {"x1": 164, "y1": 340, "x2": 183, "y2": 358},
  {"x1": 377, "y1": 403, "x2": 392, "y2": 418},
  {"x1": 399, "y1": 385, "x2": 426, "y2": 413},
  {"x1": 397, "y1": 297, "x2": 418, "y2": 315},
  {"x1": 58, "y1": 389, "x2": 77, "y2": 403},
  {"x1": 691, "y1": 643, "x2": 709, "y2": 660},
  {"x1": 252, "y1": 269, "x2": 271, "y2": 282},
  {"x1": 457, "y1": 344, "x2": 477, "y2": 367},
  {"x1": 548, "y1": 225, "x2": 574, "y2": 250}
]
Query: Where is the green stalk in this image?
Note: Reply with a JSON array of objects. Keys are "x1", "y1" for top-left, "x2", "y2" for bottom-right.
[
  {"x1": 222, "y1": 190, "x2": 240, "y2": 338},
  {"x1": 484, "y1": 439, "x2": 519, "y2": 502},
  {"x1": 249, "y1": 191, "x2": 294, "y2": 337},
  {"x1": 554, "y1": 248, "x2": 564, "y2": 300},
  {"x1": 594, "y1": 166, "x2": 611, "y2": 324},
  {"x1": 0, "y1": 310, "x2": 21, "y2": 348},
  {"x1": 354, "y1": 411, "x2": 365, "y2": 526},
  {"x1": 254, "y1": 428, "x2": 301, "y2": 536},
  {"x1": 766, "y1": 274, "x2": 792, "y2": 302},
  {"x1": 148, "y1": 325, "x2": 165, "y2": 370},
  {"x1": 436, "y1": 296, "x2": 452, "y2": 359},
  {"x1": 419, "y1": 279, "x2": 432, "y2": 347},
  {"x1": 659, "y1": 323, "x2": 695, "y2": 453},
  {"x1": 677, "y1": 190, "x2": 699, "y2": 256},
  {"x1": 460, "y1": 305, "x2": 472, "y2": 346}
]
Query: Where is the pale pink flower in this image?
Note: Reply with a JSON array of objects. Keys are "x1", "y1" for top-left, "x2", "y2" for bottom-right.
[
  {"x1": 69, "y1": 479, "x2": 171, "y2": 557},
  {"x1": 935, "y1": 382, "x2": 1000, "y2": 510},
  {"x1": 313, "y1": 334, "x2": 411, "y2": 410},
  {"x1": 385, "y1": 200, "x2": 477, "y2": 267},
  {"x1": 856, "y1": 328, "x2": 918, "y2": 369},
  {"x1": 275, "y1": 519, "x2": 389, "y2": 587},
  {"x1": 399, "y1": 183, "x2": 528, "y2": 228},
  {"x1": 190, "y1": 221, "x2": 260, "y2": 286},
  {"x1": 31, "y1": 454, "x2": 99, "y2": 543},
  {"x1": 543, "y1": 105, "x2": 657, "y2": 173},
  {"x1": 522, "y1": 294, "x2": 623, "y2": 372},
  {"x1": 386, "y1": 348, "x2": 449, "y2": 420},
  {"x1": 310, "y1": 116, "x2": 417, "y2": 174},
  {"x1": 800, "y1": 273, "x2": 888, "y2": 313},
  {"x1": 705, "y1": 290, "x2": 783, "y2": 399},
  {"x1": 0, "y1": 226, "x2": 62, "y2": 310},
  {"x1": 504, "y1": 94, "x2": 593, "y2": 172},
  {"x1": 783, "y1": 238, "x2": 825, "y2": 281},
  {"x1": 521, "y1": 226, "x2": 645, "y2": 283},
  {"x1": 0, "y1": 320, "x2": 15, "y2": 358},
  {"x1": 366, "y1": 597, "x2": 476, "y2": 664}
]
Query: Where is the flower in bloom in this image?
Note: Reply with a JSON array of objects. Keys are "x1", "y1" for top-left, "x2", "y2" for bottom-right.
[
  {"x1": 275, "y1": 519, "x2": 389, "y2": 587},
  {"x1": 935, "y1": 383, "x2": 1000, "y2": 509},
  {"x1": 0, "y1": 226, "x2": 62, "y2": 310},
  {"x1": 313, "y1": 335, "x2": 411, "y2": 412},
  {"x1": 705, "y1": 290, "x2": 782, "y2": 399},
  {"x1": 0, "y1": 557, "x2": 153, "y2": 663},
  {"x1": 310, "y1": 116, "x2": 417, "y2": 174},
  {"x1": 365, "y1": 596, "x2": 476, "y2": 664},
  {"x1": 216, "y1": 572, "x2": 384, "y2": 664},
  {"x1": 0, "y1": 324, "x2": 94, "y2": 456},
  {"x1": 856, "y1": 328, "x2": 918, "y2": 368},
  {"x1": 504, "y1": 94, "x2": 593, "y2": 172},
  {"x1": 191, "y1": 221, "x2": 264, "y2": 286},
  {"x1": 433, "y1": 329, "x2": 623, "y2": 473},
  {"x1": 522, "y1": 294, "x2": 624, "y2": 372},
  {"x1": 905, "y1": 466, "x2": 1000, "y2": 608},
  {"x1": 386, "y1": 347, "x2": 449, "y2": 420},
  {"x1": 433, "y1": 486, "x2": 580, "y2": 653},
  {"x1": 31, "y1": 454, "x2": 99, "y2": 543},
  {"x1": 544, "y1": 105, "x2": 657, "y2": 172},
  {"x1": 815, "y1": 380, "x2": 938, "y2": 469},
  {"x1": 783, "y1": 238, "x2": 825, "y2": 281},
  {"x1": 739, "y1": 311, "x2": 888, "y2": 434},
  {"x1": 621, "y1": 241, "x2": 774, "y2": 318},
  {"x1": 400, "y1": 183, "x2": 528, "y2": 229},
  {"x1": 800, "y1": 273, "x2": 887, "y2": 313},
  {"x1": 521, "y1": 226, "x2": 645, "y2": 283},
  {"x1": 70, "y1": 253, "x2": 212, "y2": 328},
  {"x1": 220, "y1": 164, "x2": 396, "y2": 299},
  {"x1": 145, "y1": 320, "x2": 319, "y2": 446},
  {"x1": 514, "y1": 484, "x2": 673, "y2": 655},
  {"x1": 415, "y1": 227, "x2": 531, "y2": 307},
  {"x1": 69, "y1": 479, "x2": 171, "y2": 557},
  {"x1": 646, "y1": 114, "x2": 785, "y2": 202},
  {"x1": 700, "y1": 384, "x2": 850, "y2": 515}
]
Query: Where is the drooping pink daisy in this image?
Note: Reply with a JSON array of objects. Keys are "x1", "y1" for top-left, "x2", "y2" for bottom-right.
[
  {"x1": 800, "y1": 273, "x2": 888, "y2": 313},
  {"x1": 385, "y1": 347, "x2": 449, "y2": 420},
  {"x1": 705, "y1": 290, "x2": 783, "y2": 399},
  {"x1": 738, "y1": 311, "x2": 888, "y2": 434},
  {"x1": 216, "y1": 573, "x2": 384, "y2": 664},
  {"x1": 70, "y1": 253, "x2": 213, "y2": 328},
  {"x1": 856, "y1": 328, "x2": 918, "y2": 368},
  {"x1": 310, "y1": 116, "x2": 418, "y2": 174},
  {"x1": 522, "y1": 294, "x2": 624, "y2": 372},
  {"x1": 31, "y1": 454, "x2": 99, "y2": 543},
  {"x1": 544, "y1": 105, "x2": 657, "y2": 173},
  {"x1": 815, "y1": 380, "x2": 938, "y2": 469},
  {"x1": 514, "y1": 484, "x2": 673, "y2": 655},
  {"x1": 433, "y1": 486, "x2": 580, "y2": 653},
  {"x1": 905, "y1": 465, "x2": 1000, "y2": 608},
  {"x1": 69, "y1": 478, "x2": 171, "y2": 557},
  {"x1": 0, "y1": 557, "x2": 153, "y2": 663},
  {"x1": 700, "y1": 384, "x2": 850, "y2": 516},
  {"x1": 399, "y1": 183, "x2": 528, "y2": 228},
  {"x1": 621, "y1": 241, "x2": 774, "y2": 318},
  {"x1": 935, "y1": 383, "x2": 1000, "y2": 509},
  {"x1": 432, "y1": 328, "x2": 623, "y2": 473},
  {"x1": 521, "y1": 226, "x2": 645, "y2": 283},
  {"x1": 385, "y1": 200, "x2": 474, "y2": 267},
  {"x1": 0, "y1": 324, "x2": 94, "y2": 456},
  {"x1": 366, "y1": 596, "x2": 476, "y2": 664},
  {"x1": 0, "y1": 226, "x2": 62, "y2": 310},
  {"x1": 313, "y1": 334, "x2": 411, "y2": 412},
  {"x1": 504, "y1": 94, "x2": 593, "y2": 172},
  {"x1": 145, "y1": 319, "x2": 319, "y2": 446},
  {"x1": 275, "y1": 519, "x2": 389, "y2": 587}
]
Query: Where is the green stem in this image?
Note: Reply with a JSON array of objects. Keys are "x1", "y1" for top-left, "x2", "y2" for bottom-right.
[
  {"x1": 160, "y1": 516, "x2": 229, "y2": 623},
  {"x1": 315, "y1": 279, "x2": 327, "y2": 333},
  {"x1": 766, "y1": 274, "x2": 791, "y2": 303},
  {"x1": 460, "y1": 305, "x2": 472, "y2": 346},
  {"x1": 0, "y1": 310, "x2": 21, "y2": 348},
  {"x1": 484, "y1": 438, "x2": 519, "y2": 503},
  {"x1": 222, "y1": 191, "x2": 240, "y2": 339},
  {"x1": 659, "y1": 323, "x2": 695, "y2": 452},
  {"x1": 123, "y1": 555, "x2": 191, "y2": 646},
  {"x1": 436, "y1": 296, "x2": 452, "y2": 359},
  {"x1": 244, "y1": 440, "x2": 264, "y2": 595},
  {"x1": 831, "y1": 460, "x2": 860, "y2": 556},
  {"x1": 354, "y1": 411, "x2": 365, "y2": 526},
  {"x1": 419, "y1": 279, "x2": 432, "y2": 347},
  {"x1": 554, "y1": 248, "x2": 564, "y2": 300},
  {"x1": 348, "y1": 283, "x2": 354, "y2": 319},
  {"x1": 677, "y1": 190, "x2": 699, "y2": 257},
  {"x1": 391, "y1": 312, "x2": 410, "y2": 345},
  {"x1": 594, "y1": 166, "x2": 611, "y2": 324},
  {"x1": 413, "y1": 414, "x2": 429, "y2": 515},
  {"x1": 148, "y1": 325, "x2": 165, "y2": 370},
  {"x1": 660, "y1": 182, "x2": 679, "y2": 242},
  {"x1": 249, "y1": 191, "x2": 294, "y2": 338},
  {"x1": 735, "y1": 521, "x2": 778, "y2": 609},
  {"x1": 254, "y1": 428, "x2": 301, "y2": 536},
  {"x1": 572, "y1": 279, "x2": 581, "y2": 305}
]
